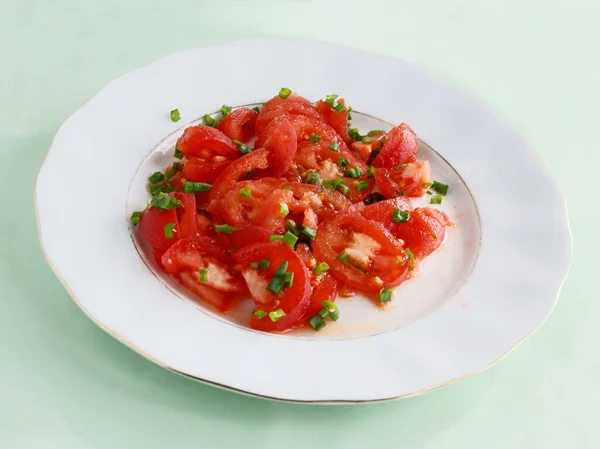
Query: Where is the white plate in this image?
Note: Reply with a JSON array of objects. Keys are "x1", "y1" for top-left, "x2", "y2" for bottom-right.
[{"x1": 35, "y1": 38, "x2": 572, "y2": 403}]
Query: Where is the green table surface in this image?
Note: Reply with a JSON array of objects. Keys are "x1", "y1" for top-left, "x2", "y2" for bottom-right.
[{"x1": 1, "y1": 1, "x2": 597, "y2": 447}]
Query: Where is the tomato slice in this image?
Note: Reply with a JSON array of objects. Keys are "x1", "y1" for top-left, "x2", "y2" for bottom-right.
[
  {"x1": 161, "y1": 238, "x2": 247, "y2": 293},
  {"x1": 183, "y1": 158, "x2": 231, "y2": 183},
  {"x1": 392, "y1": 208, "x2": 453, "y2": 260},
  {"x1": 360, "y1": 197, "x2": 414, "y2": 234},
  {"x1": 315, "y1": 98, "x2": 351, "y2": 143},
  {"x1": 371, "y1": 123, "x2": 418, "y2": 168},
  {"x1": 287, "y1": 115, "x2": 349, "y2": 152},
  {"x1": 217, "y1": 108, "x2": 258, "y2": 143},
  {"x1": 176, "y1": 126, "x2": 239, "y2": 160},
  {"x1": 256, "y1": 116, "x2": 298, "y2": 178},
  {"x1": 373, "y1": 160, "x2": 431, "y2": 198},
  {"x1": 139, "y1": 206, "x2": 179, "y2": 251},
  {"x1": 208, "y1": 148, "x2": 269, "y2": 202},
  {"x1": 176, "y1": 272, "x2": 236, "y2": 312},
  {"x1": 172, "y1": 192, "x2": 201, "y2": 240},
  {"x1": 226, "y1": 224, "x2": 272, "y2": 250},
  {"x1": 313, "y1": 214, "x2": 409, "y2": 292},
  {"x1": 233, "y1": 242, "x2": 311, "y2": 332},
  {"x1": 303, "y1": 272, "x2": 338, "y2": 322},
  {"x1": 255, "y1": 94, "x2": 323, "y2": 142}
]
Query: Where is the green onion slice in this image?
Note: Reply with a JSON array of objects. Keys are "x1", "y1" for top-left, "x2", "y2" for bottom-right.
[
  {"x1": 356, "y1": 181, "x2": 370, "y2": 191},
  {"x1": 308, "y1": 313, "x2": 327, "y2": 331},
  {"x1": 299, "y1": 225, "x2": 316, "y2": 241},
  {"x1": 391, "y1": 207, "x2": 410, "y2": 223},
  {"x1": 214, "y1": 224, "x2": 242, "y2": 234},
  {"x1": 306, "y1": 172, "x2": 321, "y2": 185},
  {"x1": 313, "y1": 262, "x2": 330, "y2": 274},
  {"x1": 269, "y1": 309, "x2": 286, "y2": 322},
  {"x1": 183, "y1": 181, "x2": 212, "y2": 193},
  {"x1": 202, "y1": 114, "x2": 217, "y2": 127},
  {"x1": 164, "y1": 222, "x2": 176, "y2": 239},
  {"x1": 130, "y1": 211, "x2": 142, "y2": 226},
  {"x1": 430, "y1": 195, "x2": 443, "y2": 205},
  {"x1": 149, "y1": 171, "x2": 165, "y2": 183},
  {"x1": 279, "y1": 202, "x2": 289, "y2": 217},
  {"x1": 266, "y1": 262, "x2": 289, "y2": 294},
  {"x1": 278, "y1": 87, "x2": 292, "y2": 99},
  {"x1": 174, "y1": 148, "x2": 183, "y2": 159},
  {"x1": 329, "y1": 142, "x2": 340, "y2": 152},
  {"x1": 170, "y1": 109, "x2": 181, "y2": 122},
  {"x1": 239, "y1": 187, "x2": 252, "y2": 199},
  {"x1": 432, "y1": 181, "x2": 449, "y2": 195},
  {"x1": 253, "y1": 309, "x2": 267, "y2": 319},
  {"x1": 220, "y1": 105, "x2": 232, "y2": 116},
  {"x1": 198, "y1": 268, "x2": 208, "y2": 282},
  {"x1": 379, "y1": 287, "x2": 393, "y2": 303}
]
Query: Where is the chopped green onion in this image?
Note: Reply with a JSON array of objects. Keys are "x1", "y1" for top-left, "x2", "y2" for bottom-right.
[
  {"x1": 170, "y1": 109, "x2": 181, "y2": 122},
  {"x1": 279, "y1": 202, "x2": 289, "y2": 217},
  {"x1": 163, "y1": 185, "x2": 175, "y2": 193},
  {"x1": 252, "y1": 106, "x2": 261, "y2": 113},
  {"x1": 202, "y1": 114, "x2": 217, "y2": 127},
  {"x1": 172, "y1": 161, "x2": 182, "y2": 172},
  {"x1": 266, "y1": 262, "x2": 289, "y2": 294},
  {"x1": 130, "y1": 211, "x2": 142, "y2": 226},
  {"x1": 338, "y1": 184, "x2": 350, "y2": 195},
  {"x1": 334, "y1": 103, "x2": 346, "y2": 113},
  {"x1": 308, "y1": 313, "x2": 327, "y2": 331},
  {"x1": 259, "y1": 259, "x2": 270, "y2": 269},
  {"x1": 430, "y1": 195, "x2": 443, "y2": 205},
  {"x1": 299, "y1": 225, "x2": 316, "y2": 241},
  {"x1": 432, "y1": 181, "x2": 449, "y2": 196},
  {"x1": 199, "y1": 268, "x2": 208, "y2": 282},
  {"x1": 150, "y1": 184, "x2": 165, "y2": 196},
  {"x1": 368, "y1": 129, "x2": 384, "y2": 136},
  {"x1": 150, "y1": 194, "x2": 181, "y2": 210},
  {"x1": 364, "y1": 192, "x2": 386, "y2": 205},
  {"x1": 427, "y1": 190, "x2": 433, "y2": 195},
  {"x1": 285, "y1": 219, "x2": 299, "y2": 235},
  {"x1": 356, "y1": 181, "x2": 370, "y2": 191},
  {"x1": 391, "y1": 207, "x2": 410, "y2": 223},
  {"x1": 329, "y1": 142, "x2": 340, "y2": 152},
  {"x1": 253, "y1": 309, "x2": 267, "y2": 319},
  {"x1": 174, "y1": 148, "x2": 184, "y2": 159},
  {"x1": 250, "y1": 262, "x2": 259, "y2": 269},
  {"x1": 347, "y1": 107, "x2": 353, "y2": 120},
  {"x1": 313, "y1": 262, "x2": 330, "y2": 274},
  {"x1": 368, "y1": 166, "x2": 375, "y2": 179},
  {"x1": 282, "y1": 231, "x2": 298, "y2": 248},
  {"x1": 269, "y1": 235, "x2": 283, "y2": 242},
  {"x1": 239, "y1": 187, "x2": 252, "y2": 199},
  {"x1": 344, "y1": 167, "x2": 363, "y2": 178},
  {"x1": 278, "y1": 87, "x2": 292, "y2": 99},
  {"x1": 322, "y1": 178, "x2": 343, "y2": 189},
  {"x1": 349, "y1": 127, "x2": 363, "y2": 140},
  {"x1": 149, "y1": 171, "x2": 165, "y2": 183},
  {"x1": 164, "y1": 222, "x2": 176, "y2": 239},
  {"x1": 379, "y1": 287, "x2": 393, "y2": 303},
  {"x1": 306, "y1": 172, "x2": 321, "y2": 185},
  {"x1": 324, "y1": 94, "x2": 339, "y2": 106},
  {"x1": 320, "y1": 300, "x2": 340, "y2": 321},
  {"x1": 337, "y1": 157, "x2": 350, "y2": 168},
  {"x1": 405, "y1": 248, "x2": 417, "y2": 271},
  {"x1": 396, "y1": 191, "x2": 406, "y2": 197},
  {"x1": 283, "y1": 272, "x2": 294, "y2": 288},
  {"x1": 269, "y1": 309, "x2": 286, "y2": 322},
  {"x1": 339, "y1": 251, "x2": 350, "y2": 262},
  {"x1": 183, "y1": 181, "x2": 212, "y2": 193},
  {"x1": 233, "y1": 140, "x2": 252, "y2": 155},
  {"x1": 361, "y1": 137, "x2": 375, "y2": 143},
  {"x1": 215, "y1": 224, "x2": 242, "y2": 234},
  {"x1": 405, "y1": 248, "x2": 415, "y2": 261},
  {"x1": 306, "y1": 134, "x2": 321, "y2": 142},
  {"x1": 220, "y1": 105, "x2": 232, "y2": 116}
]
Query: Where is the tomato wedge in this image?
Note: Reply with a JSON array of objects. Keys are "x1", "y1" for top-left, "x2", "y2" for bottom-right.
[
  {"x1": 226, "y1": 224, "x2": 272, "y2": 250},
  {"x1": 255, "y1": 94, "x2": 323, "y2": 142},
  {"x1": 303, "y1": 272, "x2": 338, "y2": 322},
  {"x1": 176, "y1": 272, "x2": 236, "y2": 312},
  {"x1": 373, "y1": 161, "x2": 431, "y2": 198},
  {"x1": 371, "y1": 123, "x2": 418, "y2": 168},
  {"x1": 208, "y1": 148, "x2": 269, "y2": 201},
  {"x1": 360, "y1": 197, "x2": 414, "y2": 234},
  {"x1": 139, "y1": 206, "x2": 179, "y2": 251},
  {"x1": 287, "y1": 115, "x2": 349, "y2": 152},
  {"x1": 233, "y1": 242, "x2": 311, "y2": 332},
  {"x1": 392, "y1": 208, "x2": 453, "y2": 260},
  {"x1": 257, "y1": 116, "x2": 297, "y2": 178},
  {"x1": 161, "y1": 238, "x2": 247, "y2": 293},
  {"x1": 313, "y1": 214, "x2": 409, "y2": 292},
  {"x1": 176, "y1": 126, "x2": 239, "y2": 160},
  {"x1": 183, "y1": 158, "x2": 231, "y2": 184},
  {"x1": 217, "y1": 108, "x2": 258, "y2": 143},
  {"x1": 315, "y1": 98, "x2": 351, "y2": 143}
]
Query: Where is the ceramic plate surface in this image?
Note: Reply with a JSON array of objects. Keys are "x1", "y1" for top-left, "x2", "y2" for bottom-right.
[{"x1": 36, "y1": 38, "x2": 571, "y2": 403}]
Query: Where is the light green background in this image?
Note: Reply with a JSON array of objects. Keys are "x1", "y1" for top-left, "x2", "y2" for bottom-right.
[{"x1": 0, "y1": 0, "x2": 597, "y2": 447}]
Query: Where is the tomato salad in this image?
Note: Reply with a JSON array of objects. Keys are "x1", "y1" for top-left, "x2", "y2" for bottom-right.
[{"x1": 131, "y1": 89, "x2": 453, "y2": 333}]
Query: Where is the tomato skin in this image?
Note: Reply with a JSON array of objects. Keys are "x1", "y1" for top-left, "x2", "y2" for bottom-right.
[
  {"x1": 176, "y1": 126, "x2": 239, "y2": 160},
  {"x1": 372, "y1": 123, "x2": 418, "y2": 168},
  {"x1": 360, "y1": 197, "x2": 414, "y2": 234},
  {"x1": 304, "y1": 272, "x2": 338, "y2": 321},
  {"x1": 351, "y1": 138, "x2": 383, "y2": 163},
  {"x1": 233, "y1": 242, "x2": 311, "y2": 332},
  {"x1": 287, "y1": 115, "x2": 349, "y2": 152},
  {"x1": 183, "y1": 158, "x2": 231, "y2": 184},
  {"x1": 226, "y1": 224, "x2": 272, "y2": 250},
  {"x1": 176, "y1": 272, "x2": 235, "y2": 312},
  {"x1": 257, "y1": 116, "x2": 298, "y2": 178},
  {"x1": 313, "y1": 214, "x2": 409, "y2": 292},
  {"x1": 139, "y1": 206, "x2": 179, "y2": 251},
  {"x1": 172, "y1": 192, "x2": 201, "y2": 240},
  {"x1": 315, "y1": 99, "x2": 351, "y2": 143},
  {"x1": 392, "y1": 208, "x2": 452, "y2": 260},
  {"x1": 373, "y1": 160, "x2": 431, "y2": 198},
  {"x1": 217, "y1": 108, "x2": 258, "y2": 143},
  {"x1": 255, "y1": 94, "x2": 323, "y2": 142},
  {"x1": 208, "y1": 148, "x2": 269, "y2": 202}
]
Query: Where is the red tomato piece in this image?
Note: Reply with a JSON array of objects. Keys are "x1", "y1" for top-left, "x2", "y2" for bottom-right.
[
  {"x1": 176, "y1": 126, "x2": 239, "y2": 160},
  {"x1": 139, "y1": 206, "x2": 179, "y2": 251},
  {"x1": 392, "y1": 208, "x2": 453, "y2": 260},
  {"x1": 161, "y1": 238, "x2": 247, "y2": 293},
  {"x1": 372, "y1": 123, "x2": 418, "y2": 168},
  {"x1": 176, "y1": 272, "x2": 236, "y2": 312},
  {"x1": 285, "y1": 182, "x2": 352, "y2": 224},
  {"x1": 351, "y1": 136, "x2": 384, "y2": 164},
  {"x1": 172, "y1": 192, "x2": 200, "y2": 240},
  {"x1": 315, "y1": 99, "x2": 351, "y2": 143},
  {"x1": 373, "y1": 160, "x2": 431, "y2": 198},
  {"x1": 303, "y1": 272, "x2": 338, "y2": 322},
  {"x1": 226, "y1": 224, "x2": 273, "y2": 250},
  {"x1": 208, "y1": 148, "x2": 269, "y2": 202},
  {"x1": 295, "y1": 243, "x2": 315, "y2": 268},
  {"x1": 256, "y1": 116, "x2": 298, "y2": 178},
  {"x1": 287, "y1": 115, "x2": 349, "y2": 152},
  {"x1": 217, "y1": 108, "x2": 258, "y2": 143},
  {"x1": 183, "y1": 158, "x2": 231, "y2": 184},
  {"x1": 233, "y1": 242, "x2": 311, "y2": 332},
  {"x1": 313, "y1": 214, "x2": 409, "y2": 292},
  {"x1": 255, "y1": 94, "x2": 323, "y2": 141},
  {"x1": 360, "y1": 197, "x2": 414, "y2": 234}
]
